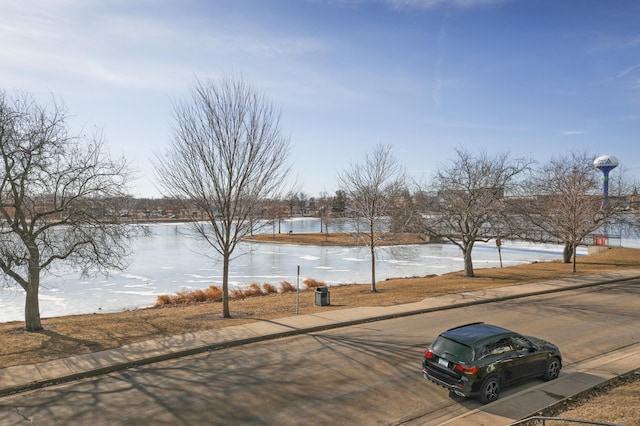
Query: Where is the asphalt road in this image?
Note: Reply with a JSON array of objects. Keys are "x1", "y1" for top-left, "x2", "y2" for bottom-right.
[{"x1": 1, "y1": 280, "x2": 639, "y2": 426}]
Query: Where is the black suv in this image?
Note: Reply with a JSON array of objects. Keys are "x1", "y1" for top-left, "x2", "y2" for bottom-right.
[{"x1": 421, "y1": 322, "x2": 562, "y2": 403}]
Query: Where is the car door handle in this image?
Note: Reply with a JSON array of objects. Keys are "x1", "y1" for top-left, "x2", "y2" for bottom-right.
[{"x1": 500, "y1": 354, "x2": 523, "y2": 362}]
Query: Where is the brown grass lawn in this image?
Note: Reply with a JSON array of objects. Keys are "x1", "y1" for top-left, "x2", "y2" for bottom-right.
[
  {"x1": 1, "y1": 234, "x2": 639, "y2": 422},
  {"x1": 539, "y1": 372, "x2": 640, "y2": 425}
]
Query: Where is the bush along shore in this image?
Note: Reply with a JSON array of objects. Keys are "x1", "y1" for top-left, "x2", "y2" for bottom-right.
[{"x1": 155, "y1": 278, "x2": 327, "y2": 306}]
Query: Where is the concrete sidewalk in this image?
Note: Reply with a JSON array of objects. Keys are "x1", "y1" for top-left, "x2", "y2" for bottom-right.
[{"x1": 1, "y1": 269, "x2": 639, "y2": 425}]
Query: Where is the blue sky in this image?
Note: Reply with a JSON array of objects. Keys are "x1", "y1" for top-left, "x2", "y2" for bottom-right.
[{"x1": 1, "y1": 0, "x2": 638, "y2": 198}]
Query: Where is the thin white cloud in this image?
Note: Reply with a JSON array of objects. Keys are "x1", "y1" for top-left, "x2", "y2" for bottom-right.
[
  {"x1": 432, "y1": 10, "x2": 448, "y2": 108},
  {"x1": 606, "y1": 64, "x2": 640, "y2": 82},
  {"x1": 562, "y1": 130, "x2": 585, "y2": 136},
  {"x1": 0, "y1": 1, "x2": 326, "y2": 93},
  {"x1": 387, "y1": 0, "x2": 508, "y2": 10},
  {"x1": 389, "y1": 0, "x2": 506, "y2": 109},
  {"x1": 0, "y1": 2, "x2": 175, "y2": 90}
]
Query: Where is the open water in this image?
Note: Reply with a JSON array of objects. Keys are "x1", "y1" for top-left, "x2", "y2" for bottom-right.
[{"x1": 0, "y1": 218, "x2": 605, "y2": 323}]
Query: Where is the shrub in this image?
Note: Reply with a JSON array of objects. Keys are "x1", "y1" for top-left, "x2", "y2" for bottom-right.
[
  {"x1": 244, "y1": 283, "x2": 263, "y2": 297},
  {"x1": 204, "y1": 286, "x2": 222, "y2": 302},
  {"x1": 303, "y1": 278, "x2": 325, "y2": 289},
  {"x1": 262, "y1": 283, "x2": 277, "y2": 294},
  {"x1": 230, "y1": 288, "x2": 245, "y2": 299},
  {"x1": 279, "y1": 281, "x2": 296, "y2": 293},
  {"x1": 173, "y1": 291, "x2": 191, "y2": 304},
  {"x1": 156, "y1": 294, "x2": 172, "y2": 306},
  {"x1": 156, "y1": 280, "x2": 289, "y2": 307},
  {"x1": 191, "y1": 289, "x2": 207, "y2": 302}
]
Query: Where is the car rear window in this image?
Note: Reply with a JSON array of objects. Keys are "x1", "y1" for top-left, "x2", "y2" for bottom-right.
[{"x1": 431, "y1": 336, "x2": 474, "y2": 363}]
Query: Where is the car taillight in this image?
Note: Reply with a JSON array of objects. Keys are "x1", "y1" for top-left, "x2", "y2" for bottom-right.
[
  {"x1": 424, "y1": 350, "x2": 434, "y2": 359},
  {"x1": 454, "y1": 364, "x2": 478, "y2": 375}
]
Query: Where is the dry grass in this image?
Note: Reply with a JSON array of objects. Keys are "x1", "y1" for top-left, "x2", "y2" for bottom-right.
[
  {"x1": 302, "y1": 278, "x2": 326, "y2": 289},
  {"x1": 539, "y1": 372, "x2": 640, "y2": 425},
  {"x1": 155, "y1": 279, "x2": 326, "y2": 306},
  {"x1": 262, "y1": 283, "x2": 278, "y2": 294},
  {"x1": 156, "y1": 285, "x2": 224, "y2": 305},
  {"x1": 279, "y1": 281, "x2": 296, "y2": 293}
]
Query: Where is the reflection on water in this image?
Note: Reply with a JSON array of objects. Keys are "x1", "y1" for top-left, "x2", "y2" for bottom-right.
[{"x1": 0, "y1": 218, "x2": 588, "y2": 323}]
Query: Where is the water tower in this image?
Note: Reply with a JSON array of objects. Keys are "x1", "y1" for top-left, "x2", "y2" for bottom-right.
[{"x1": 593, "y1": 154, "x2": 619, "y2": 209}]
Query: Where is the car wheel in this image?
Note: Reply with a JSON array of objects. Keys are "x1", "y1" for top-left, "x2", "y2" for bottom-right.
[
  {"x1": 479, "y1": 376, "x2": 500, "y2": 404},
  {"x1": 544, "y1": 357, "x2": 561, "y2": 381}
]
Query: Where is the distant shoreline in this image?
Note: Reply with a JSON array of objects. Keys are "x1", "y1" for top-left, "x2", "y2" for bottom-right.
[{"x1": 243, "y1": 232, "x2": 433, "y2": 246}]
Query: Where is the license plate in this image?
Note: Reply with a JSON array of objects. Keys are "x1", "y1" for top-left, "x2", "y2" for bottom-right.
[{"x1": 437, "y1": 358, "x2": 449, "y2": 368}]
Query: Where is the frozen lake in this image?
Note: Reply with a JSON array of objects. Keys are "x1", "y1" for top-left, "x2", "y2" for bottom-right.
[{"x1": 0, "y1": 218, "x2": 605, "y2": 323}]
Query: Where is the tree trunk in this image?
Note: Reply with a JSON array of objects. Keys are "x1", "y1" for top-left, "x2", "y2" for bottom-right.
[
  {"x1": 370, "y1": 243, "x2": 377, "y2": 292},
  {"x1": 563, "y1": 242, "x2": 573, "y2": 263},
  {"x1": 463, "y1": 240, "x2": 475, "y2": 278},
  {"x1": 369, "y1": 221, "x2": 377, "y2": 292},
  {"x1": 25, "y1": 264, "x2": 43, "y2": 331},
  {"x1": 222, "y1": 253, "x2": 231, "y2": 318},
  {"x1": 572, "y1": 241, "x2": 577, "y2": 273}
]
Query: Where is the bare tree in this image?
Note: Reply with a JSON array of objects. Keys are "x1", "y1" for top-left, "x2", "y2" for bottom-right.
[
  {"x1": 0, "y1": 91, "x2": 133, "y2": 331},
  {"x1": 388, "y1": 187, "x2": 425, "y2": 234},
  {"x1": 317, "y1": 190, "x2": 333, "y2": 238},
  {"x1": 297, "y1": 191, "x2": 308, "y2": 216},
  {"x1": 285, "y1": 190, "x2": 298, "y2": 216},
  {"x1": 423, "y1": 148, "x2": 532, "y2": 277},
  {"x1": 605, "y1": 166, "x2": 640, "y2": 241},
  {"x1": 337, "y1": 144, "x2": 405, "y2": 292},
  {"x1": 517, "y1": 152, "x2": 619, "y2": 271},
  {"x1": 153, "y1": 75, "x2": 290, "y2": 318}
]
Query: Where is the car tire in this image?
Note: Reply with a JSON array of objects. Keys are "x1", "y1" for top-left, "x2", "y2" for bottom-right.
[
  {"x1": 479, "y1": 376, "x2": 500, "y2": 404},
  {"x1": 543, "y1": 357, "x2": 561, "y2": 381}
]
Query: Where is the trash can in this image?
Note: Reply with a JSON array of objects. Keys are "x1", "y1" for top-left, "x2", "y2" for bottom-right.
[{"x1": 315, "y1": 287, "x2": 330, "y2": 306}]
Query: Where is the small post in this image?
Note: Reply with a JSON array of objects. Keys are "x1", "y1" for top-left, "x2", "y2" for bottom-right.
[
  {"x1": 296, "y1": 265, "x2": 300, "y2": 314},
  {"x1": 496, "y1": 238, "x2": 503, "y2": 268}
]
